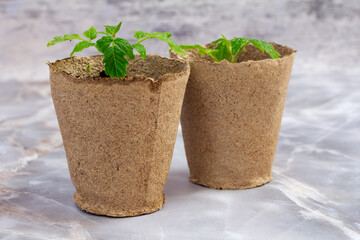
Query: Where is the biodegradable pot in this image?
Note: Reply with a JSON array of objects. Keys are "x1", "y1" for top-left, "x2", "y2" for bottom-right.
[
  {"x1": 171, "y1": 44, "x2": 296, "y2": 190},
  {"x1": 48, "y1": 55, "x2": 189, "y2": 216}
]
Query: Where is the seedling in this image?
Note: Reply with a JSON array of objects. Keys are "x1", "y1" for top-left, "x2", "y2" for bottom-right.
[
  {"x1": 47, "y1": 21, "x2": 186, "y2": 78},
  {"x1": 180, "y1": 34, "x2": 280, "y2": 63}
]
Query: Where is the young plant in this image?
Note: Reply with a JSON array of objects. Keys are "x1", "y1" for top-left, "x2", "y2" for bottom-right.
[
  {"x1": 180, "y1": 34, "x2": 280, "y2": 63},
  {"x1": 47, "y1": 21, "x2": 186, "y2": 78}
]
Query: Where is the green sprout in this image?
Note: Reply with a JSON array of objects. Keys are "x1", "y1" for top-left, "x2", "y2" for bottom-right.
[
  {"x1": 180, "y1": 34, "x2": 280, "y2": 63},
  {"x1": 47, "y1": 21, "x2": 186, "y2": 78}
]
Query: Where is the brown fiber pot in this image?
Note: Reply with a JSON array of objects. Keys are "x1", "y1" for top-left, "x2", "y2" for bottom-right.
[
  {"x1": 171, "y1": 44, "x2": 295, "y2": 190},
  {"x1": 48, "y1": 55, "x2": 189, "y2": 216}
]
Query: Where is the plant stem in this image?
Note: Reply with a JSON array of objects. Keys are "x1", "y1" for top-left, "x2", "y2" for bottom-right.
[
  {"x1": 232, "y1": 43, "x2": 248, "y2": 63},
  {"x1": 232, "y1": 47, "x2": 243, "y2": 63},
  {"x1": 228, "y1": 45, "x2": 235, "y2": 63},
  {"x1": 97, "y1": 31, "x2": 108, "y2": 35},
  {"x1": 136, "y1": 36, "x2": 151, "y2": 44},
  {"x1": 210, "y1": 56, "x2": 218, "y2": 62},
  {"x1": 230, "y1": 52, "x2": 235, "y2": 63}
]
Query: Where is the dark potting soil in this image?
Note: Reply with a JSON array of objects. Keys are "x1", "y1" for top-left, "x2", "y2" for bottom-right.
[{"x1": 99, "y1": 71, "x2": 109, "y2": 78}]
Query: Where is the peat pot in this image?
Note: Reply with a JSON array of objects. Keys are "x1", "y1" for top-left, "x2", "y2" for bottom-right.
[
  {"x1": 171, "y1": 44, "x2": 295, "y2": 189},
  {"x1": 48, "y1": 55, "x2": 189, "y2": 216}
]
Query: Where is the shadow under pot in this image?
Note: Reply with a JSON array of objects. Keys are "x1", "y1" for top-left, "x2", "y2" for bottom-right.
[
  {"x1": 171, "y1": 44, "x2": 296, "y2": 190},
  {"x1": 48, "y1": 55, "x2": 189, "y2": 216}
]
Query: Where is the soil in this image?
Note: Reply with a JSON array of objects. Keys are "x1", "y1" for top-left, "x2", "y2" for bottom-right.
[
  {"x1": 49, "y1": 55, "x2": 189, "y2": 81},
  {"x1": 99, "y1": 71, "x2": 109, "y2": 78}
]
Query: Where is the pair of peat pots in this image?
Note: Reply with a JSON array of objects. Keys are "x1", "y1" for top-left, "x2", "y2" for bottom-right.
[{"x1": 49, "y1": 43, "x2": 295, "y2": 217}]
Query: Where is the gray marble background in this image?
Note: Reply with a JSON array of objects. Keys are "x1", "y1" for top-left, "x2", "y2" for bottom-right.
[{"x1": 0, "y1": 0, "x2": 360, "y2": 239}]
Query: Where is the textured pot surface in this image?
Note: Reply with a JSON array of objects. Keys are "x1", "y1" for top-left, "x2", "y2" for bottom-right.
[
  {"x1": 171, "y1": 44, "x2": 295, "y2": 189},
  {"x1": 49, "y1": 55, "x2": 189, "y2": 216}
]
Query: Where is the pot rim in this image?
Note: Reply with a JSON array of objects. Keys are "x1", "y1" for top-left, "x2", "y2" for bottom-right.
[
  {"x1": 47, "y1": 54, "x2": 190, "y2": 85},
  {"x1": 171, "y1": 42, "x2": 296, "y2": 66}
]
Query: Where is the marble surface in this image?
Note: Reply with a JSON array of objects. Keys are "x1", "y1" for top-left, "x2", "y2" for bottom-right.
[{"x1": 1, "y1": 0, "x2": 360, "y2": 239}]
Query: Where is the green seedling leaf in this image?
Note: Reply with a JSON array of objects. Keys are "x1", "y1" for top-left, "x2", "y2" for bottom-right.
[
  {"x1": 151, "y1": 32, "x2": 172, "y2": 40},
  {"x1": 134, "y1": 30, "x2": 151, "y2": 39},
  {"x1": 132, "y1": 43, "x2": 146, "y2": 59},
  {"x1": 200, "y1": 35, "x2": 233, "y2": 62},
  {"x1": 83, "y1": 26, "x2": 97, "y2": 40},
  {"x1": 105, "y1": 21, "x2": 122, "y2": 37},
  {"x1": 180, "y1": 44, "x2": 205, "y2": 51},
  {"x1": 103, "y1": 45, "x2": 129, "y2": 78},
  {"x1": 221, "y1": 34, "x2": 231, "y2": 48},
  {"x1": 214, "y1": 35, "x2": 233, "y2": 62},
  {"x1": 180, "y1": 44, "x2": 219, "y2": 61},
  {"x1": 70, "y1": 41, "x2": 96, "y2": 57},
  {"x1": 247, "y1": 39, "x2": 280, "y2": 59},
  {"x1": 230, "y1": 38, "x2": 249, "y2": 55},
  {"x1": 114, "y1": 38, "x2": 135, "y2": 60},
  {"x1": 213, "y1": 42, "x2": 231, "y2": 62},
  {"x1": 167, "y1": 40, "x2": 186, "y2": 56},
  {"x1": 47, "y1": 34, "x2": 84, "y2": 47},
  {"x1": 210, "y1": 38, "x2": 222, "y2": 46},
  {"x1": 134, "y1": 31, "x2": 185, "y2": 56},
  {"x1": 95, "y1": 36, "x2": 113, "y2": 53},
  {"x1": 150, "y1": 32, "x2": 186, "y2": 56},
  {"x1": 179, "y1": 44, "x2": 210, "y2": 55}
]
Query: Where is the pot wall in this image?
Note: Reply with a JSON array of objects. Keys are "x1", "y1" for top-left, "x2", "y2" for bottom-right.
[
  {"x1": 49, "y1": 55, "x2": 189, "y2": 216},
  {"x1": 172, "y1": 45, "x2": 295, "y2": 189}
]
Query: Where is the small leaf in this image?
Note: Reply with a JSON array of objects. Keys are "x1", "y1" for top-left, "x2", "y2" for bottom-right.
[
  {"x1": 114, "y1": 38, "x2": 135, "y2": 60},
  {"x1": 103, "y1": 45, "x2": 129, "y2": 78},
  {"x1": 151, "y1": 32, "x2": 172, "y2": 40},
  {"x1": 47, "y1": 34, "x2": 83, "y2": 47},
  {"x1": 180, "y1": 44, "x2": 210, "y2": 55},
  {"x1": 209, "y1": 38, "x2": 222, "y2": 46},
  {"x1": 83, "y1": 26, "x2": 97, "y2": 40},
  {"x1": 230, "y1": 38, "x2": 249, "y2": 55},
  {"x1": 180, "y1": 44, "x2": 218, "y2": 61},
  {"x1": 63, "y1": 34, "x2": 83, "y2": 41},
  {"x1": 95, "y1": 36, "x2": 113, "y2": 53},
  {"x1": 167, "y1": 40, "x2": 186, "y2": 56},
  {"x1": 70, "y1": 41, "x2": 95, "y2": 57},
  {"x1": 105, "y1": 21, "x2": 122, "y2": 37},
  {"x1": 179, "y1": 44, "x2": 200, "y2": 50},
  {"x1": 247, "y1": 39, "x2": 281, "y2": 59},
  {"x1": 221, "y1": 34, "x2": 232, "y2": 51},
  {"x1": 212, "y1": 37, "x2": 232, "y2": 62},
  {"x1": 133, "y1": 43, "x2": 146, "y2": 59},
  {"x1": 134, "y1": 30, "x2": 151, "y2": 39},
  {"x1": 163, "y1": 32, "x2": 172, "y2": 38},
  {"x1": 150, "y1": 32, "x2": 186, "y2": 56}
]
